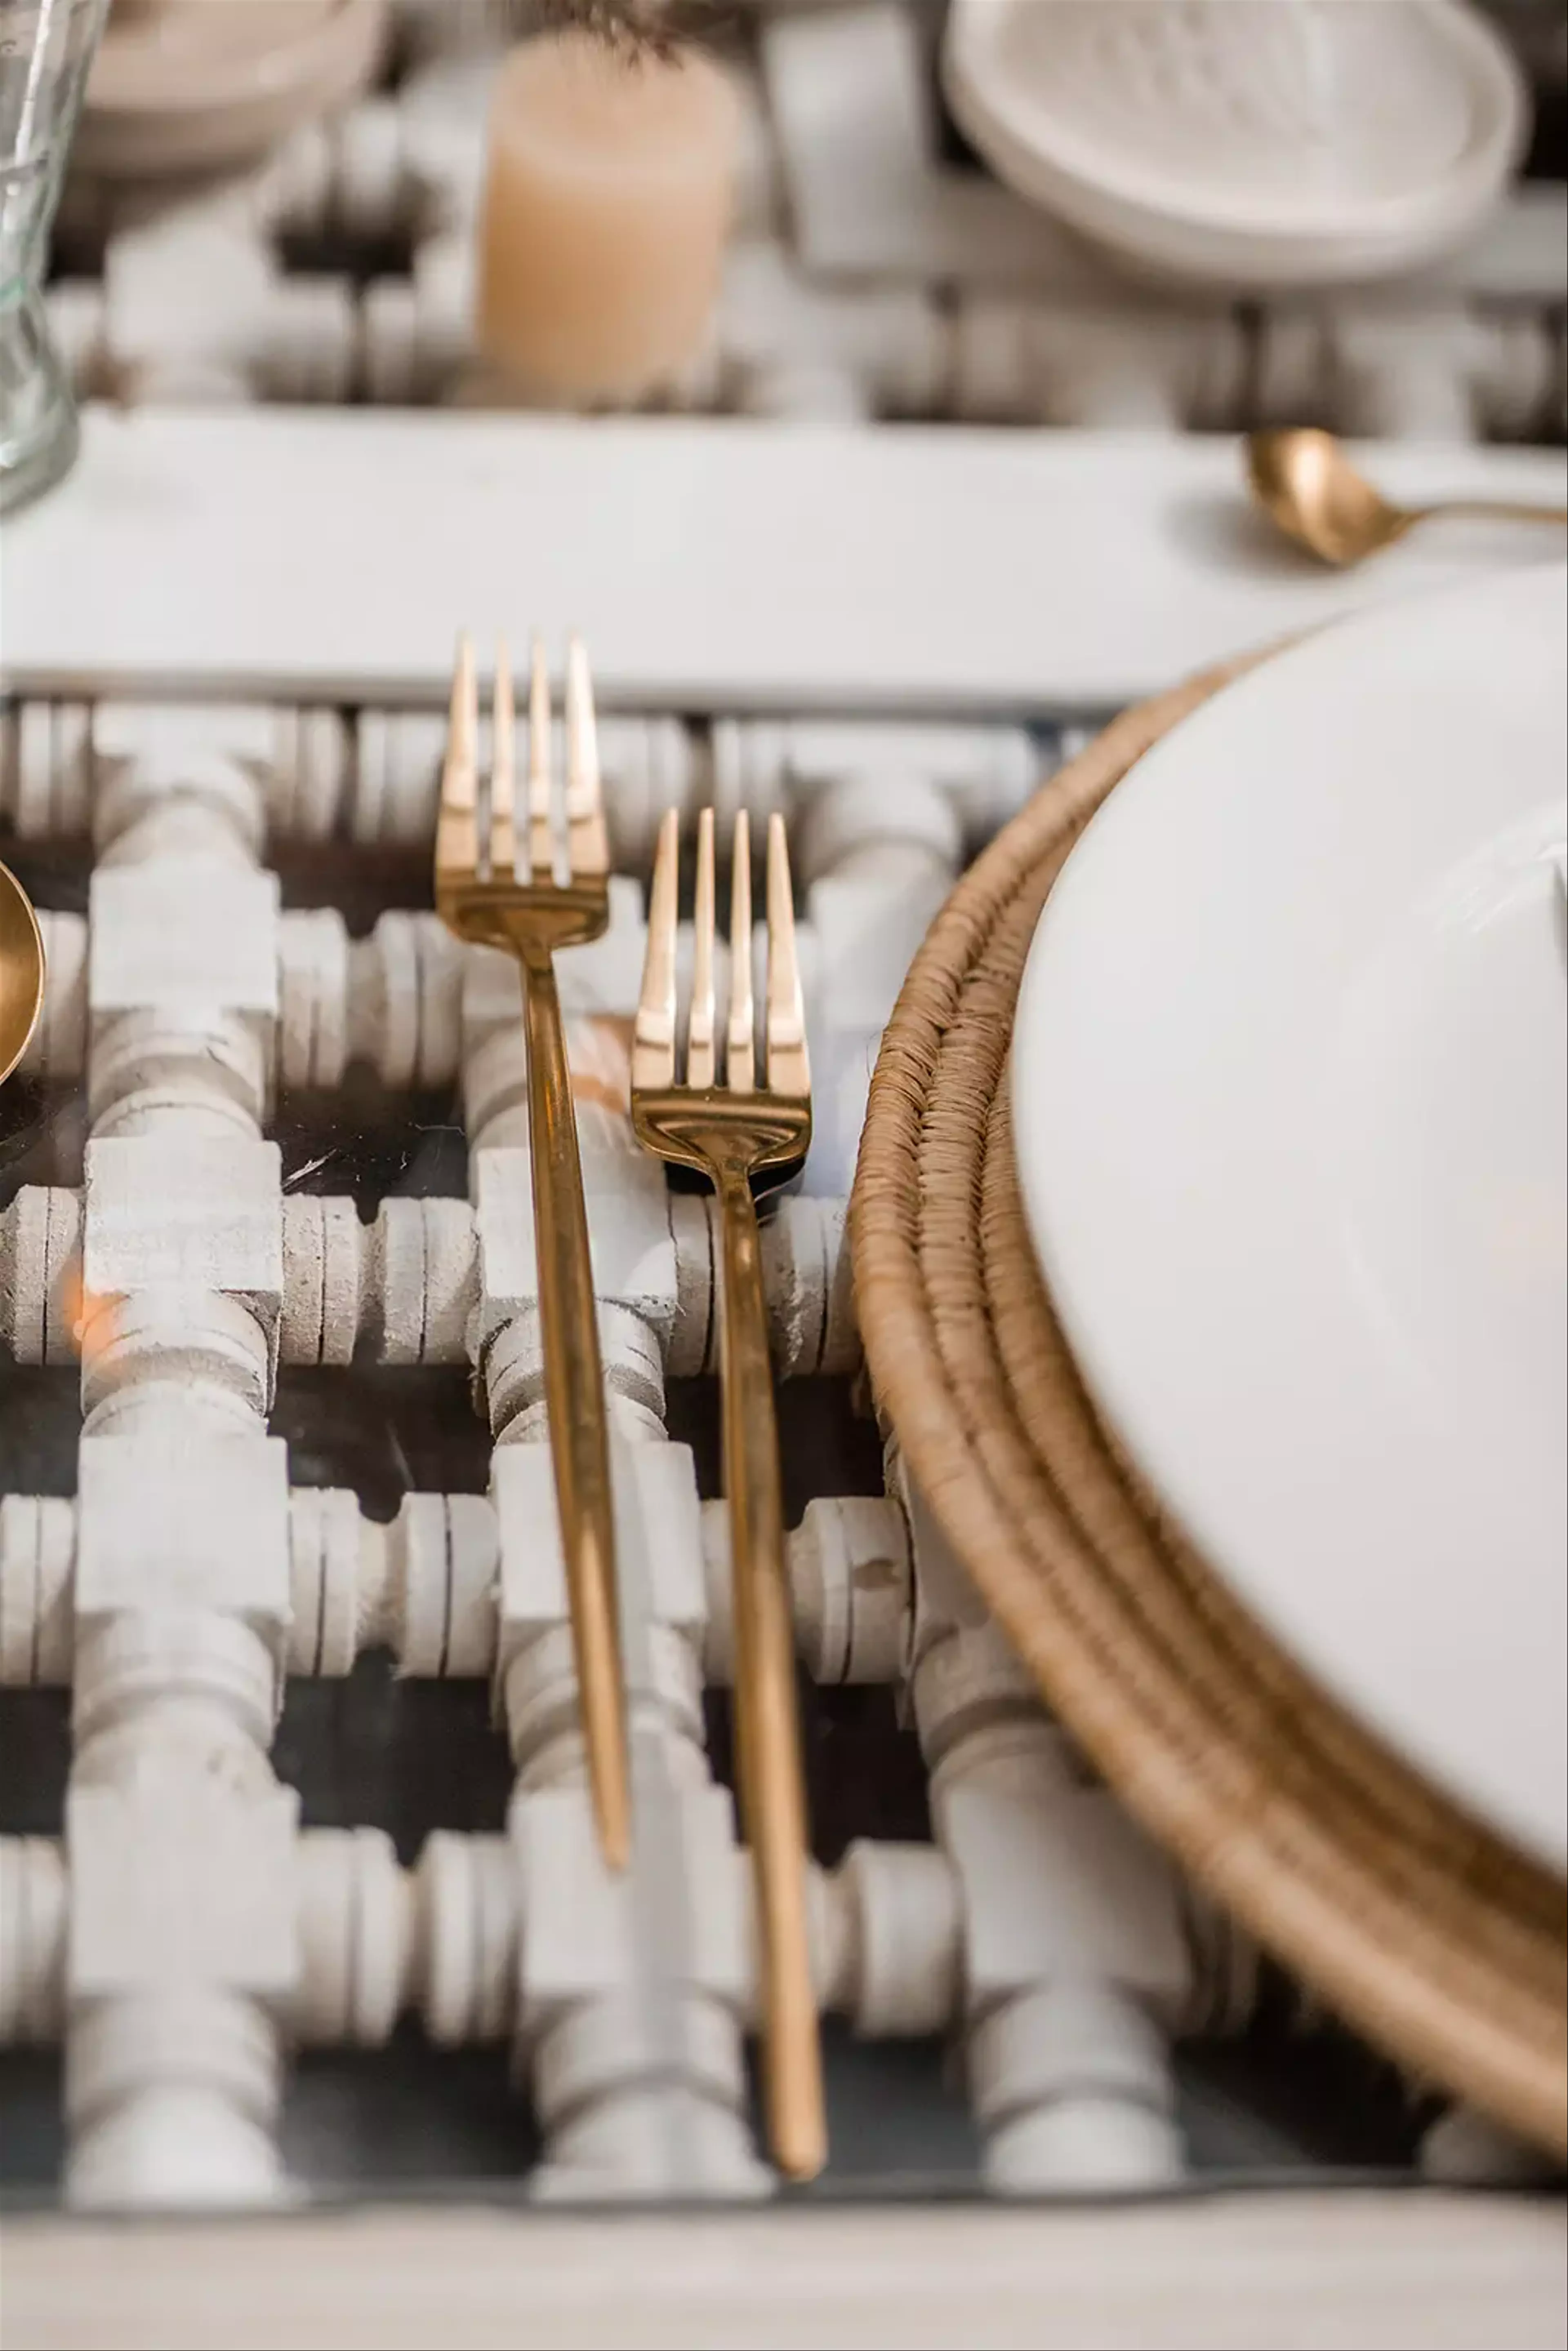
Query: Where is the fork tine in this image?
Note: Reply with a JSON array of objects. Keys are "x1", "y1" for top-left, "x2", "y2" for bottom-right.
[
  {"x1": 489, "y1": 638, "x2": 517, "y2": 881},
  {"x1": 686, "y1": 807, "x2": 717, "y2": 1091},
  {"x1": 525, "y1": 635, "x2": 554, "y2": 884},
  {"x1": 726, "y1": 808, "x2": 756, "y2": 1094},
  {"x1": 764, "y1": 813, "x2": 809, "y2": 1101},
  {"x1": 437, "y1": 632, "x2": 480, "y2": 879},
  {"x1": 633, "y1": 806, "x2": 680, "y2": 1093},
  {"x1": 565, "y1": 635, "x2": 610, "y2": 881}
]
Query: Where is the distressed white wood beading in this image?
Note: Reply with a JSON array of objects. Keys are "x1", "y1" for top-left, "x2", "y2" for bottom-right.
[{"x1": 0, "y1": 686, "x2": 1298, "y2": 2208}]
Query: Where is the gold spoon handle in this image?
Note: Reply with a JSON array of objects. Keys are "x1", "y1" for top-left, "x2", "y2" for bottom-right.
[{"x1": 1422, "y1": 498, "x2": 1568, "y2": 528}]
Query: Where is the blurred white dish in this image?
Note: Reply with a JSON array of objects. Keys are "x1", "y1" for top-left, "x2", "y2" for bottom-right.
[
  {"x1": 1013, "y1": 563, "x2": 1568, "y2": 1871},
  {"x1": 78, "y1": 0, "x2": 386, "y2": 179},
  {"x1": 943, "y1": 0, "x2": 1528, "y2": 289}
]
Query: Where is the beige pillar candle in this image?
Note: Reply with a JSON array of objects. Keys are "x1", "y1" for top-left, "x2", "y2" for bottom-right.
[{"x1": 477, "y1": 33, "x2": 741, "y2": 404}]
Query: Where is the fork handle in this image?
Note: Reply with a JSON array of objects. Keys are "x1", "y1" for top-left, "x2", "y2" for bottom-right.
[
  {"x1": 520, "y1": 942, "x2": 632, "y2": 1872},
  {"x1": 714, "y1": 1164, "x2": 826, "y2": 2183}
]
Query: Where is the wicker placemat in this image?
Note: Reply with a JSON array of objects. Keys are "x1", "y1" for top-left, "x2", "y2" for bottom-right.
[{"x1": 851, "y1": 657, "x2": 1568, "y2": 2157}]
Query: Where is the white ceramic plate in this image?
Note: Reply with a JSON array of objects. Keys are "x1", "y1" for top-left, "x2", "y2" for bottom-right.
[
  {"x1": 1013, "y1": 563, "x2": 1568, "y2": 1873},
  {"x1": 943, "y1": 0, "x2": 1527, "y2": 289}
]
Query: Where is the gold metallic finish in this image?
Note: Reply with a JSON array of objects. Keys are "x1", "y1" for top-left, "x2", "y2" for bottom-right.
[
  {"x1": 437, "y1": 636, "x2": 630, "y2": 1875},
  {"x1": 1247, "y1": 428, "x2": 1568, "y2": 568},
  {"x1": 0, "y1": 862, "x2": 46, "y2": 1088},
  {"x1": 726, "y1": 807, "x2": 756, "y2": 1098},
  {"x1": 437, "y1": 632, "x2": 481, "y2": 882},
  {"x1": 763, "y1": 813, "x2": 808, "y2": 1104},
  {"x1": 566, "y1": 634, "x2": 610, "y2": 881},
  {"x1": 687, "y1": 807, "x2": 718, "y2": 1092},
  {"x1": 631, "y1": 809, "x2": 824, "y2": 2183},
  {"x1": 526, "y1": 635, "x2": 556, "y2": 885},
  {"x1": 632, "y1": 806, "x2": 679, "y2": 1095},
  {"x1": 489, "y1": 637, "x2": 517, "y2": 881}
]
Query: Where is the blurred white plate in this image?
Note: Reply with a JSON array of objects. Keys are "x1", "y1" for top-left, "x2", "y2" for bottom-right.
[
  {"x1": 1013, "y1": 563, "x2": 1568, "y2": 1871},
  {"x1": 944, "y1": 0, "x2": 1528, "y2": 288}
]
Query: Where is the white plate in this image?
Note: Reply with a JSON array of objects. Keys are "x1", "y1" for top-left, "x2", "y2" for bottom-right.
[
  {"x1": 943, "y1": 0, "x2": 1528, "y2": 289},
  {"x1": 1013, "y1": 564, "x2": 1568, "y2": 1872}
]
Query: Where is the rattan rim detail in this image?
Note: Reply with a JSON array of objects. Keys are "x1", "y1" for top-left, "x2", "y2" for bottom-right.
[{"x1": 850, "y1": 657, "x2": 1567, "y2": 2156}]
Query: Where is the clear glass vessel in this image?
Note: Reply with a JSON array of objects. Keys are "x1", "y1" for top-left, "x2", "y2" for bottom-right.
[{"x1": 1, "y1": 0, "x2": 108, "y2": 515}]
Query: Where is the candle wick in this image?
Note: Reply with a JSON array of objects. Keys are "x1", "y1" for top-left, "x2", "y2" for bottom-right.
[{"x1": 521, "y1": 0, "x2": 730, "y2": 63}]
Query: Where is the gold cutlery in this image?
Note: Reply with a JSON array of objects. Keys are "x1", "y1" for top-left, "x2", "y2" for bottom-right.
[
  {"x1": 631, "y1": 804, "x2": 824, "y2": 2181},
  {"x1": 1247, "y1": 427, "x2": 1568, "y2": 567},
  {"x1": 0, "y1": 861, "x2": 45, "y2": 1086},
  {"x1": 438, "y1": 635, "x2": 631, "y2": 1871}
]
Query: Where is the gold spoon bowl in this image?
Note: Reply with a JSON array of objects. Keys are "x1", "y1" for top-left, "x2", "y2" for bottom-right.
[
  {"x1": 0, "y1": 861, "x2": 46, "y2": 1086},
  {"x1": 1247, "y1": 427, "x2": 1568, "y2": 568}
]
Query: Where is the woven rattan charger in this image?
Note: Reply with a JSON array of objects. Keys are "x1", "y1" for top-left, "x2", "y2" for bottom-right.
[{"x1": 850, "y1": 654, "x2": 1568, "y2": 2157}]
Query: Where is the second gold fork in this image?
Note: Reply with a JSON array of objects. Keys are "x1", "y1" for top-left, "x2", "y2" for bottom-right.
[{"x1": 631, "y1": 806, "x2": 824, "y2": 2180}]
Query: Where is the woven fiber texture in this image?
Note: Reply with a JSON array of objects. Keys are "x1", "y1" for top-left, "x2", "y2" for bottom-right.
[{"x1": 850, "y1": 658, "x2": 1567, "y2": 2156}]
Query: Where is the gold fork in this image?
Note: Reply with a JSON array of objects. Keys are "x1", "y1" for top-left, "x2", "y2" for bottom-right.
[
  {"x1": 631, "y1": 804, "x2": 825, "y2": 2182},
  {"x1": 438, "y1": 634, "x2": 631, "y2": 1871}
]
